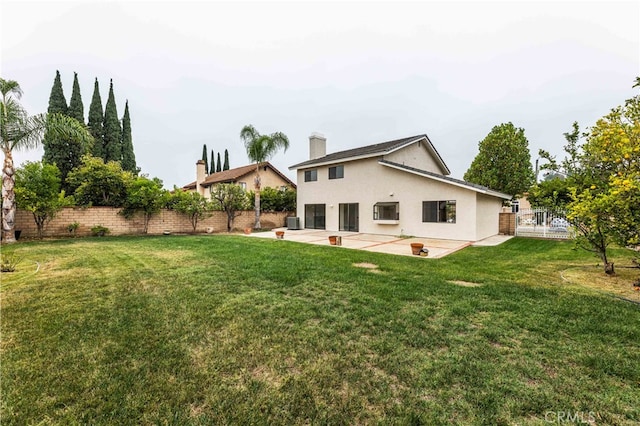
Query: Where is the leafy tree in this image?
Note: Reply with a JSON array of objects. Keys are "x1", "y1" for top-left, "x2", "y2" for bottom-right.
[
  {"x1": 527, "y1": 177, "x2": 573, "y2": 210},
  {"x1": 464, "y1": 122, "x2": 535, "y2": 198},
  {"x1": 1, "y1": 78, "x2": 92, "y2": 243},
  {"x1": 209, "y1": 150, "x2": 215, "y2": 174},
  {"x1": 216, "y1": 152, "x2": 222, "y2": 172},
  {"x1": 528, "y1": 123, "x2": 584, "y2": 210},
  {"x1": 67, "y1": 155, "x2": 132, "y2": 207},
  {"x1": 102, "y1": 79, "x2": 121, "y2": 162},
  {"x1": 223, "y1": 149, "x2": 229, "y2": 170},
  {"x1": 168, "y1": 188, "x2": 213, "y2": 232},
  {"x1": 121, "y1": 176, "x2": 168, "y2": 233},
  {"x1": 568, "y1": 186, "x2": 617, "y2": 274},
  {"x1": 88, "y1": 78, "x2": 104, "y2": 158},
  {"x1": 259, "y1": 186, "x2": 296, "y2": 212},
  {"x1": 15, "y1": 161, "x2": 70, "y2": 238},
  {"x1": 240, "y1": 124, "x2": 290, "y2": 228},
  {"x1": 202, "y1": 144, "x2": 209, "y2": 173},
  {"x1": 567, "y1": 91, "x2": 640, "y2": 274},
  {"x1": 68, "y1": 72, "x2": 84, "y2": 123},
  {"x1": 121, "y1": 100, "x2": 137, "y2": 173},
  {"x1": 210, "y1": 183, "x2": 249, "y2": 231}
]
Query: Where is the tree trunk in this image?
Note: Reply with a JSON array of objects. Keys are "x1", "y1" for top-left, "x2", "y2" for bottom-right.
[
  {"x1": 254, "y1": 166, "x2": 261, "y2": 229},
  {"x1": 604, "y1": 262, "x2": 615, "y2": 275},
  {"x1": 254, "y1": 190, "x2": 261, "y2": 229},
  {"x1": 143, "y1": 213, "x2": 150, "y2": 234},
  {"x1": 2, "y1": 151, "x2": 17, "y2": 243},
  {"x1": 227, "y1": 210, "x2": 233, "y2": 232},
  {"x1": 35, "y1": 213, "x2": 46, "y2": 239},
  {"x1": 599, "y1": 250, "x2": 615, "y2": 276}
]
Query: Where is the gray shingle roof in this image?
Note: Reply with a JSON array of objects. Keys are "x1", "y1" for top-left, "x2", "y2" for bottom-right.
[{"x1": 290, "y1": 134, "x2": 448, "y2": 172}]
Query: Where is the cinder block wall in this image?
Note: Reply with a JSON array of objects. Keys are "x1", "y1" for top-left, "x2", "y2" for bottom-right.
[
  {"x1": 14, "y1": 208, "x2": 292, "y2": 238},
  {"x1": 499, "y1": 212, "x2": 516, "y2": 236}
]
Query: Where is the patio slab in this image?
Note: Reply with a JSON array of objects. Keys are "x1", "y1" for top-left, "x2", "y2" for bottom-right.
[{"x1": 245, "y1": 228, "x2": 486, "y2": 258}]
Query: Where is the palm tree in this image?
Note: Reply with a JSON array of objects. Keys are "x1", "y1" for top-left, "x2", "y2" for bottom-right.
[
  {"x1": 1, "y1": 78, "x2": 92, "y2": 243},
  {"x1": 240, "y1": 124, "x2": 289, "y2": 229}
]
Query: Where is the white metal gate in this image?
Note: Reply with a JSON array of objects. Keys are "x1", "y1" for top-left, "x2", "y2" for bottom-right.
[{"x1": 516, "y1": 208, "x2": 573, "y2": 239}]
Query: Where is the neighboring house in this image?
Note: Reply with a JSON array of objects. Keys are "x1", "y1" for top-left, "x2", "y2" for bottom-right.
[
  {"x1": 289, "y1": 133, "x2": 511, "y2": 241},
  {"x1": 183, "y1": 160, "x2": 296, "y2": 200}
]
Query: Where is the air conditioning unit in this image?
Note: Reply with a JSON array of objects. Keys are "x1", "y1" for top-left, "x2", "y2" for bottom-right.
[{"x1": 287, "y1": 217, "x2": 301, "y2": 230}]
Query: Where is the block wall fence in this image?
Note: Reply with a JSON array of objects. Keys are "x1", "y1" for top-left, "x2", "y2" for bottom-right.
[
  {"x1": 499, "y1": 212, "x2": 516, "y2": 236},
  {"x1": 13, "y1": 207, "x2": 292, "y2": 239}
]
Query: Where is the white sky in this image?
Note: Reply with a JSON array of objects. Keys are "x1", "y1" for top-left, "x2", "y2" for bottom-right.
[{"x1": 2, "y1": 0, "x2": 639, "y2": 188}]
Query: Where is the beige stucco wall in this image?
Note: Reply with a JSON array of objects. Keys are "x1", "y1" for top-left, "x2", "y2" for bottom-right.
[
  {"x1": 296, "y1": 157, "x2": 501, "y2": 241},
  {"x1": 253, "y1": 166, "x2": 293, "y2": 191},
  {"x1": 475, "y1": 193, "x2": 503, "y2": 240},
  {"x1": 383, "y1": 140, "x2": 444, "y2": 173}
]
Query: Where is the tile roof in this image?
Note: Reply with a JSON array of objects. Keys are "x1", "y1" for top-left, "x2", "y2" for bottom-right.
[
  {"x1": 201, "y1": 163, "x2": 258, "y2": 186},
  {"x1": 379, "y1": 160, "x2": 512, "y2": 199},
  {"x1": 289, "y1": 134, "x2": 449, "y2": 174},
  {"x1": 182, "y1": 162, "x2": 296, "y2": 190}
]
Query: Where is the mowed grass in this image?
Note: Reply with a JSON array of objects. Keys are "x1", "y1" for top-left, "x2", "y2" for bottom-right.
[{"x1": 1, "y1": 236, "x2": 639, "y2": 425}]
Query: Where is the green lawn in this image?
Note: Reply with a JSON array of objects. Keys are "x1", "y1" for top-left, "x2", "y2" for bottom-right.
[{"x1": 1, "y1": 236, "x2": 638, "y2": 425}]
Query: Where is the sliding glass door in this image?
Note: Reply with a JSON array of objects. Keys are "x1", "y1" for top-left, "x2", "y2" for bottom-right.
[
  {"x1": 339, "y1": 203, "x2": 359, "y2": 232},
  {"x1": 304, "y1": 204, "x2": 326, "y2": 229}
]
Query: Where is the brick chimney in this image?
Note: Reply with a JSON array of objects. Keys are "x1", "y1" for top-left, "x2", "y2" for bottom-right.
[
  {"x1": 309, "y1": 132, "x2": 326, "y2": 160},
  {"x1": 196, "y1": 160, "x2": 206, "y2": 196}
]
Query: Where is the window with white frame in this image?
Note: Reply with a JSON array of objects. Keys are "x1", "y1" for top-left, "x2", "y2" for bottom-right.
[{"x1": 373, "y1": 202, "x2": 399, "y2": 220}]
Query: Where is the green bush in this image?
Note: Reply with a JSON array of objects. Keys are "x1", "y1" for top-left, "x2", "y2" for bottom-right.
[
  {"x1": 90, "y1": 225, "x2": 110, "y2": 237},
  {"x1": 67, "y1": 222, "x2": 80, "y2": 235},
  {"x1": 1, "y1": 251, "x2": 22, "y2": 272}
]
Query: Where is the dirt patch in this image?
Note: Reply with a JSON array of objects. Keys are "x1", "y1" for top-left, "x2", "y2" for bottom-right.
[
  {"x1": 448, "y1": 280, "x2": 483, "y2": 287},
  {"x1": 353, "y1": 263, "x2": 384, "y2": 274},
  {"x1": 561, "y1": 265, "x2": 640, "y2": 303},
  {"x1": 251, "y1": 366, "x2": 282, "y2": 389},
  {"x1": 353, "y1": 262, "x2": 379, "y2": 269}
]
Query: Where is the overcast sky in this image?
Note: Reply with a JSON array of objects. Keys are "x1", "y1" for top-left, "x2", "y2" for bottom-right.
[{"x1": 2, "y1": 0, "x2": 639, "y2": 188}]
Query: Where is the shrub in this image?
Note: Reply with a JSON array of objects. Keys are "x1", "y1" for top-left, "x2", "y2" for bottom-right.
[
  {"x1": 67, "y1": 222, "x2": 80, "y2": 235},
  {"x1": 1, "y1": 251, "x2": 22, "y2": 272},
  {"x1": 90, "y1": 225, "x2": 110, "y2": 237}
]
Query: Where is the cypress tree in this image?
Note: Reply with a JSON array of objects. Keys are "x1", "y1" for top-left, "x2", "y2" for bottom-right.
[
  {"x1": 202, "y1": 144, "x2": 208, "y2": 173},
  {"x1": 46, "y1": 70, "x2": 68, "y2": 115},
  {"x1": 216, "y1": 152, "x2": 222, "y2": 172},
  {"x1": 43, "y1": 70, "x2": 82, "y2": 190},
  {"x1": 102, "y1": 79, "x2": 122, "y2": 162},
  {"x1": 210, "y1": 150, "x2": 215, "y2": 174},
  {"x1": 223, "y1": 149, "x2": 229, "y2": 170},
  {"x1": 43, "y1": 70, "x2": 68, "y2": 163},
  {"x1": 121, "y1": 100, "x2": 137, "y2": 173},
  {"x1": 88, "y1": 78, "x2": 104, "y2": 158},
  {"x1": 68, "y1": 72, "x2": 84, "y2": 123}
]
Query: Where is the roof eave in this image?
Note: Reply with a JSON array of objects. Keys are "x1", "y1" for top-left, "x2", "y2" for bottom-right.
[
  {"x1": 379, "y1": 161, "x2": 511, "y2": 199},
  {"x1": 289, "y1": 152, "x2": 386, "y2": 170}
]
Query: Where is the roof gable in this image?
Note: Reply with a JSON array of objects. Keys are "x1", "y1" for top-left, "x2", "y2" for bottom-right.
[
  {"x1": 289, "y1": 134, "x2": 450, "y2": 175},
  {"x1": 182, "y1": 162, "x2": 296, "y2": 190}
]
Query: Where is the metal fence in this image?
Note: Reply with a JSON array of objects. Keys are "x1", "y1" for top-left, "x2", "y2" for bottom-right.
[{"x1": 515, "y1": 208, "x2": 573, "y2": 239}]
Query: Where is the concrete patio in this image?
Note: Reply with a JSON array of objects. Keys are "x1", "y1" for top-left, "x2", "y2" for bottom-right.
[{"x1": 246, "y1": 228, "x2": 512, "y2": 258}]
